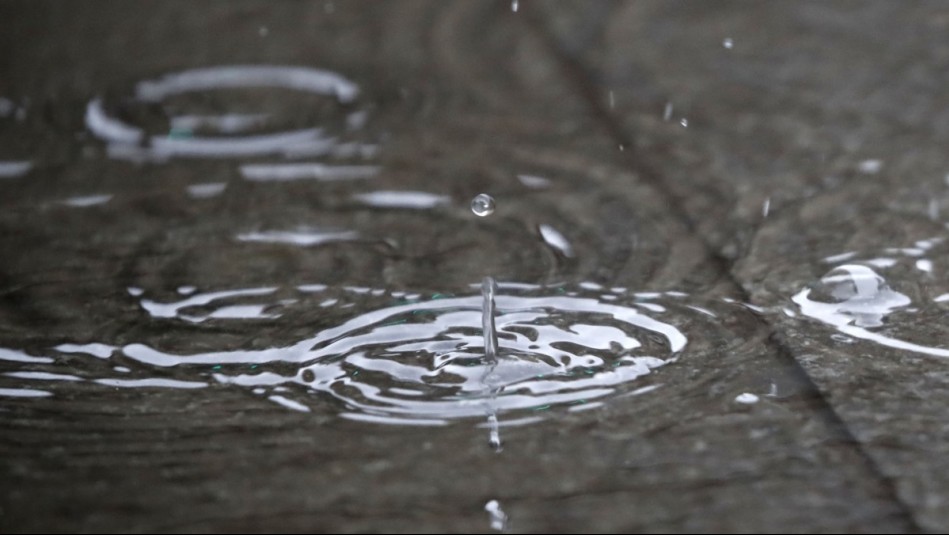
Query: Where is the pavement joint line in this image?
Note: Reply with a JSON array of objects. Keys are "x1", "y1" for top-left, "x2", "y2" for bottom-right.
[{"x1": 518, "y1": 4, "x2": 921, "y2": 530}]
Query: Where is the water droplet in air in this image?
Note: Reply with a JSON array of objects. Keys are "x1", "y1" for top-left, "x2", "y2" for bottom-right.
[
  {"x1": 722, "y1": 37, "x2": 734, "y2": 49},
  {"x1": 662, "y1": 102, "x2": 674, "y2": 122},
  {"x1": 679, "y1": 118, "x2": 689, "y2": 128},
  {"x1": 511, "y1": 0, "x2": 518, "y2": 12},
  {"x1": 471, "y1": 193, "x2": 496, "y2": 217}
]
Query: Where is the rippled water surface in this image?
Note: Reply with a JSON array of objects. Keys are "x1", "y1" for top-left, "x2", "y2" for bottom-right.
[{"x1": 5, "y1": 2, "x2": 949, "y2": 532}]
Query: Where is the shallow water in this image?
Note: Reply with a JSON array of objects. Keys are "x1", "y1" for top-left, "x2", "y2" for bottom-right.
[
  {"x1": 3, "y1": 66, "x2": 947, "y2": 426},
  {"x1": 3, "y1": 2, "x2": 948, "y2": 531}
]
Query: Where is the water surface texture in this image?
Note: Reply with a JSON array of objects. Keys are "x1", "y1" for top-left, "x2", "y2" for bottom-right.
[{"x1": 1, "y1": 1, "x2": 947, "y2": 533}]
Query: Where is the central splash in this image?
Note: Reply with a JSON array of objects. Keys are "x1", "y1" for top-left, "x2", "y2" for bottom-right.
[{"x1": 178, "y1": 288, "x2": 687, "y2": 425}]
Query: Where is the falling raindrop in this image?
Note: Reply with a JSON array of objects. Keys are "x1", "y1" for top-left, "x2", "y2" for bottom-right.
[
  {"x1": 679, "y1": 118, "x2": 689, "y2": 128},
  {"x1": 471, "y1": 193, "x2": 496, "y2": 217},
  {"x1": 662, "y1": 102, "x2": 673, "y2": 122},
  {"x1": 722, "y1": 37, "x2": 734, "y2": 49},
  {"x1": 511, "y1": 0, "x2": 518, "y2": 12}
]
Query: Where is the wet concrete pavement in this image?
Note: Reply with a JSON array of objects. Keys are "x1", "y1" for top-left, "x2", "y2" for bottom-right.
[{"x1": 1, "y1": 1, "x2": 947, "y2": 532}]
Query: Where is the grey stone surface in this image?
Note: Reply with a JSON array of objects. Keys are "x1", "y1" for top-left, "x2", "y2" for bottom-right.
[
  {"x1": 0, "y1": 1, "x2": 939, "y2": 532},
  {"x1": 538, "y1": 0, "x2": 949, "y2": 531}
]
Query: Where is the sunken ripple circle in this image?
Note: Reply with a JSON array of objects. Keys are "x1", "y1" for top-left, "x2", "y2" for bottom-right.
[{"x1": 189, "y1": 290, "x2": 689, "y2": 424}]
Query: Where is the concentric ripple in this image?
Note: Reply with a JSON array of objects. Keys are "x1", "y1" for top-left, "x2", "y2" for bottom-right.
[
  {"x1": 122, "y1": 290, "x2": 685, "y2": 424},
  {"x1": 84, "y1": 65, "x2": 374, "y2": 162},
  {"x1": 0, "y1": 282, "x2": 772, "y2": 423}
]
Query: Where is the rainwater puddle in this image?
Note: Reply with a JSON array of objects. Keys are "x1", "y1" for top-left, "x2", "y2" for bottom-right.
[
  {"x1": 0, "y1": 282, "x2": 748, "y2": 425},
  {"x1": 791, "y1": 237, "x2": 949, "y2": 358},
  {"x1": 2, "y1": 64, "x2": 769, "y2": 432}
]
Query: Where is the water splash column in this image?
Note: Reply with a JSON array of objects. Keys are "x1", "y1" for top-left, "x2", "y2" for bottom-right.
[{"x1": 472, "y1": 193, "x2": 503, "y2": 452}]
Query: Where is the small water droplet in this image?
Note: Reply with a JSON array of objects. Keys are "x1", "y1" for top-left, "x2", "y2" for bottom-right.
[
  {"x1": 511, "y1": 0, "x2": 518, "y2": 12},
  {"x1": 722, "y1": 37, "x2": 734, "y2": 49},
  {"x1": 485, "y1": 500, "x2": 509, "y2": 532},
  {"x1": 679, "y1": 118, "x2": 689, "y2": 128},
  {"x1": 762, "y1": 197, "x2": 771, "y2": 218},
  {"x1": 735, "y1": 392, "x2": 758, "y2": 404},
  {"x1": 471, "y1": 193, "x2": 496, "y2": 217},
  {"x1": 858, "y1": 159, "x2": 882, "y2": 174},
  {"x1": 662, "y1": 102, "x2": 674, "y2": 121}
]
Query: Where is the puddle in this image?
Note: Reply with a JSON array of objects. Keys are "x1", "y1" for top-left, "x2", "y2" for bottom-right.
[
  {"x1": 0, "y1": 282, "x2": 755, "y2": 426},
  {"x1": 792, "y1": 237, "x2": 949, "y2": 358}
]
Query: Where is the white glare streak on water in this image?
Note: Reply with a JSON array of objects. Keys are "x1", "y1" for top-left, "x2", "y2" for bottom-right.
[
  {"x1": 0, "y1": 348, "x2": 54, "y2": 364},
  {"x1": 0, "y1": 161, "x2": 32, "y2": 178},
  {"x1": 55, "y1": 343, "x2": 115, "y2": 359},
  {"x1": 0, "y1": 388, "x2": 52, "y2": 398},
  {"x1": 269, "y1": 395, "x2": 311, "y2": 412},
  {"x1": 517, "y1": 174, "x2": 550, "y2": 189},
  {"x1": 171, "y1": 114, "x2": 269, "y2": 134},
  {"x1": 186, "y1": 182, "x2": 227, "y2": 198},
  {"x1": 138, "y1": 287, "x2": 278, "y2": 321},
  {"x1": 136, "y1": 66, "x2": 359, "y2": 103},
  {"x1": 60, "y1": 194, "x2": 112, "y2": 207},
  {"x1": 94, "y1": 378, "x2": 208, "y2": 389},
  {"x1": 240, "y1": 163, "x2": 379, "y2": 182},
  {"x1": 236, "y1": 228, "x2": 359, "y2": 247},
  {"x1": 354, "y1": 191, "x2": 450, "y2": 209}
]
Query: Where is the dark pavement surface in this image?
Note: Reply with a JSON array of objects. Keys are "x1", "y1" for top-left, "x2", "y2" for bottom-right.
[{"x1": 1, "y1": 2, "x2": 948, "y2": 532}]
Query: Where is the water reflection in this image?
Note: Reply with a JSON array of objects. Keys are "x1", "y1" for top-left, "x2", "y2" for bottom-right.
[
  {"x1": 0, "y1": 285, "x2": 729, "y2": 424},
  {"x1": 85, "y1": 65, "x2": 372, "y2": 163},
  {"x1": 793, "y1": 237, "x2": 949, "y2": 358},
  {"x1": 0, "y1": 161, "x2": 32, "y2": 178}
]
